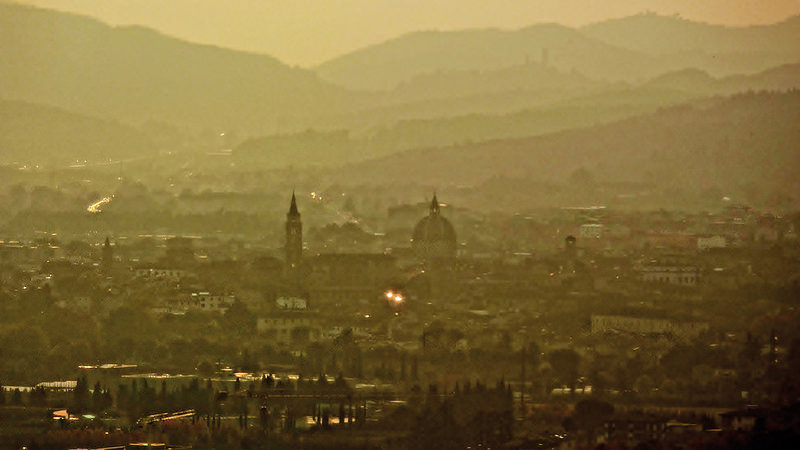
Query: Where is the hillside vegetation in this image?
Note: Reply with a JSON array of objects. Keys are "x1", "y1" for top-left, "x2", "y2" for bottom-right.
[
  {"x1": 332, "y1": 92, "x2": 800, "y2": 200},
  {"x1": 0, "y1": 4, "x2": 358, "y2": 134},
  {"x1": 316, "y1": 14, "x2": 800, "y2": 90},
  {"x1": 0, "y1": 99, "x2": 154, "y2": 165}
]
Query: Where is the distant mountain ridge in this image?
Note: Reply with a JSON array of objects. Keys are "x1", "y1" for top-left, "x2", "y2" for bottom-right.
[
  {"x1": 642, "y1": 63, "x2": 800, "y2": 94},
  {"x1": 2, "y1": 2, "x2": 798, "y2": 169},
  {"x1": 330, "y1": 91, "x2": 800, "y2": 200},
  {"x1": 385, "y1": 61, "x2": 603, "y2": 103},
  {"x1": 315, "y1": 25, "x2": 654, "y2": 90},
  {"x1": 233, "y1": 61, "x2": 800, "y2": 168},
  {"x1": 0, "y1": 3, "x2": 358, "y2": 134},
  {"x1": 316, "y1": 14, "x2": 800, "y2": 91},
  {"x1": 582, "y1": 13, "x2": 800, "y2": 56},
  {"x1": 0, "y1": 99, "x2": 154, "y2": 165}
]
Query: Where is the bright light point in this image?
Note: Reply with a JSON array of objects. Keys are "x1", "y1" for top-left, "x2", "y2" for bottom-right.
[
  {"x1": 385, "y1": 291, "x2": 393, "y2": 299},
  {"x1": 87, "y1": 196, "x2": 112, "y2": 214},
  {"x1": 364, "y1": 314, "x2": 370, "y2": 318},
  {"x1": 394, "y1": 295, "x2": 403, "y2": 302}
]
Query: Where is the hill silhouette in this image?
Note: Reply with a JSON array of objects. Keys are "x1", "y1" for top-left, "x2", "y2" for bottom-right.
[
  {"x1": 3, "y1": 2, "x2": 797, "y2": 180},
  {"x1": 0, "y1": 99, "x2": 154, "y2": 166},
  {"x1": 315, "y1": 24, "x2": 652, "y2": 90},
  {"x1": 235, "y1": 97, "x2": 686, "y2": 169},
  {"x1": 381, "y1": 61, "x2": 604, "y2": 104},
  {"x1": 316, "y1": 15, "x2": 800, "y2": 91},
  {"x1": 643, "y1": 64, "x2": 800, "y2": 95},
  {"x1": 583, "y1": 13, "x2": 800, "y2": 57},
  {"x1": 0, "y1": 3, "x2": 357, "y2": 134},
  {"x1": 235, "y1": 61, "x2": 800, "y2": 170},
  {"x1": 331, "y1": 91, "x2": 800, "y2": 206}
]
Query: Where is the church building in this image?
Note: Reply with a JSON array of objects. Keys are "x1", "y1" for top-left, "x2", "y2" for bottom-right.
[{"x1": 411, "y1": 193, "x2": 457, "y2": 261}]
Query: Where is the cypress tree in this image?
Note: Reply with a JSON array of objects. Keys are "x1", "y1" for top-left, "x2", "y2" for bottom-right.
[
  {"x1": 11, "y1": 388, "x2": 22, "y2": 405},
  {"x1": 73, "y1": 377, "x2": 90, "y2": 412},
  {"x1": 91, "y1": 381, "x2": 102, "y2": 411}
]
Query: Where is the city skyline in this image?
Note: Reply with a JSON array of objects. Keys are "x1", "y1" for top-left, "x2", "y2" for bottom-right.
[{"x1": 1, "y1": 1, "x2": 799, "y2": 447}]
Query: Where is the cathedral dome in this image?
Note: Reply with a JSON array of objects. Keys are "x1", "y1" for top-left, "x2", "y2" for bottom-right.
[{"x1": 411, "y1": 195, "x2": 457, "y2": 259}]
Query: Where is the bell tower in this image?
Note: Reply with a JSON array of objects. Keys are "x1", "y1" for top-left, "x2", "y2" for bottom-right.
[{"x1": 285, "y1": 191, "x2": 302, "y2": 270}]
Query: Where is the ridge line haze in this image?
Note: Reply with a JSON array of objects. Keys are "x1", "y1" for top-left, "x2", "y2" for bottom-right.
[{"x1": 6, "y1": 0, "x2": 800, "y2": 67}]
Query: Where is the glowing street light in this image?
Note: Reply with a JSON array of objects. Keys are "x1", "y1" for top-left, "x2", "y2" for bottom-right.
[
  {"x1": 384, "y1": 289, "x2": 406, "y2": 313},
  {"x1": 385, "y1": 290, "x2": 404, "y2": 303}
]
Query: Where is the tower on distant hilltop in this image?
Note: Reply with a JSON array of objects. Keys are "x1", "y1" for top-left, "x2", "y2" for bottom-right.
[{"x1": 285, "y1": 191, "x2": 303, "y2": 270}]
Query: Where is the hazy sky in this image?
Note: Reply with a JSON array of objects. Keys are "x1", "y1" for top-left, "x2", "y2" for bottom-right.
[{"x1": 10, "y1": 0, "x2": 800, "y2": 66}]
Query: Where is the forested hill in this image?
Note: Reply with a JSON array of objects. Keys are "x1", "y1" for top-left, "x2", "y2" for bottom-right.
[
  {"x1": 582, "y1": 13, "x2": 800, "y2": 57},
  {"x1": 332, "y1": 91, "x2": 800, "y2": 199},
  {"x1": 642, "y1": 64, "x2": 800, "y2": 94},
  {"x1": 316, "y1": 15, "x2": 800, "y2": 91},
  {"x1": 0, "y1": 3, "x2": 357, "y2": 134},
  {"x1": 315, "y1": 25, "x2": 652, "y2": 90},
  {"x1": 0, "y1": 99, "x2": 154, "y2": 166}
]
